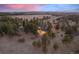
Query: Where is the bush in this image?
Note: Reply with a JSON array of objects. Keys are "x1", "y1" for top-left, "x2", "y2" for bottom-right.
[
  {"x1": 0, "y1": 17, "x2": 18, "y2": 36},
  {"x1": 41, "y1": 34, "x2": 49, "y2": 46},
  {"x1": 51, "y1": 33, "x2": 55, "y2": 39},
  {"x1": 18, "y1": 38, "x2": 25, "y2": 43},
  {"x1": 37, "y1": 40, "x2": 41, "y2": 47},
  {"x1": 55, "y1": 24, "x2": 60, "y2": 30},
  {"x1": 74, "y1": 50, "x2": 79, "y2": 54},
  {"x1": 32, "y1": 41, "x2": 37, "y2": 47},
  {"x1": 65, "y1": 26, "x2": 75, "y2": 35},
  {"x1": 62, "y1": 34, "x2": 73, "y2": 44},
  {"x1": 42, "y1": 46, "x2": 48, "y2": 53},
  {"x1": 32, "y1": 40, "x2": 41, "y2": 48},
  {"x1": 53, "y1": 43, "x2": 59, "y2": 50}
]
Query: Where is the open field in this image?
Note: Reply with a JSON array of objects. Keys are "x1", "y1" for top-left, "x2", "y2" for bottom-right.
[{"x1": 0, "y1": 12, "x2": 79, "y2": 54}]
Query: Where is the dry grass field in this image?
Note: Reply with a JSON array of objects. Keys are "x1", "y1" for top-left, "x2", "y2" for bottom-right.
[{"x1": 0, "y1": 13, "x2": 79, "y2": 54}]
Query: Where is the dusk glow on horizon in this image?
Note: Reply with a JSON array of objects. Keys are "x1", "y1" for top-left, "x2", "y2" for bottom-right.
[{"x1": 0, "y1": 4, "x2": 79, "y2": 12}]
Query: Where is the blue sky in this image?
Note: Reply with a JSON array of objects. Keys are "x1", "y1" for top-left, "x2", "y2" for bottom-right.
[
  {"x1": 0, "y1": 4, "x2": 79, "y2": 12},
  {"x1": 40, "y1": 4, "x2": 79, "y2": 12}
]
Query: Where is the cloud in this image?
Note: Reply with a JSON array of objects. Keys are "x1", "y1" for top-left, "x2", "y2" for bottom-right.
[{"x1": 5, "y1": 4, "x2": 41, "y2": 11}]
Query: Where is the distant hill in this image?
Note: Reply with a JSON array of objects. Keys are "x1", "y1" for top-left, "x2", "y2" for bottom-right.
[{"x1": 0, "y1": 12, "x2": 79, "y2": 16}]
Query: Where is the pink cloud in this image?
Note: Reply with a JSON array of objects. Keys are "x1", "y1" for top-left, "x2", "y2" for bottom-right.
[{"x1": 5, "y1": 4, "x2": 41, "y2": 11}]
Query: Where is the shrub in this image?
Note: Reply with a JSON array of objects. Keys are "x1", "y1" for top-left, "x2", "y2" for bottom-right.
[
  {"x1": 53, "y1": 43, "x2": 59, "y2": 50},
  {"x1": 37, "y1": 40, "x2": 41, "y2": 47},
  {"x1": 41, "y1": 34, "x2": 49, "y2": 46},
  {"x1": 18, "y1": 38, "x2": 25, "y2": 43},
  {"x1": 62, "y1": 34, "x2": 73, "y2": 44},
  {"x1": 42, "y1": 46, "x2": 48, "y2": 53},
  {"x1": 74, "y1": 50, "x2": 79, "y2": 54},
  {"x1": 55, "y1": 24, "x2": 60, "y2": 30},
  {"x1": 0, "y1": 17, "x2": 18, "y2": 36},
  {"x1": 32, "y1": 41, "x2": 37, "y2": 47},
  {"x1": 51, "y1": 33, "x2": 55, "y2": 39}
]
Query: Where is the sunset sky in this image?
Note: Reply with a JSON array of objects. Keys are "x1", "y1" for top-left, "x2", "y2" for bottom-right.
[{"x1": 0, "y1": 4, "x2": 79, "y2": 12}]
